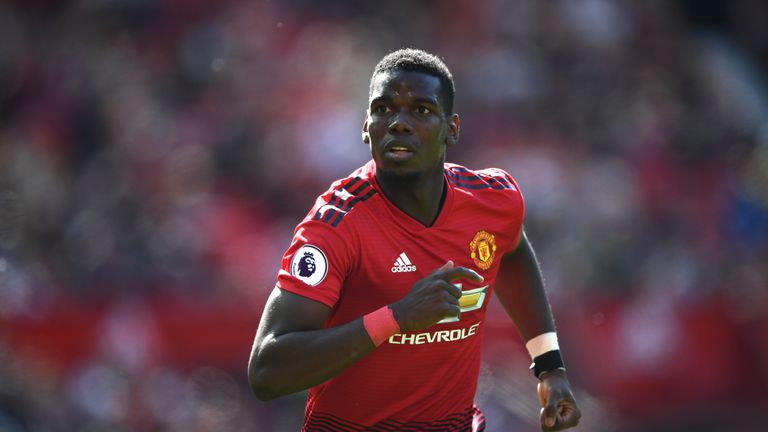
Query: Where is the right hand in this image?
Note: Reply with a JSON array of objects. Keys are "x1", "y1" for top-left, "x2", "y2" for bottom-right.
[{"x1": 390, "y1": 261, "x2": 484, "y2": 332}]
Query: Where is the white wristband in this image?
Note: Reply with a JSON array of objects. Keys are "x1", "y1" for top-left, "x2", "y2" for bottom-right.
[{"x1": 525, "y1": 332, "x2": 559, "y2": 360}]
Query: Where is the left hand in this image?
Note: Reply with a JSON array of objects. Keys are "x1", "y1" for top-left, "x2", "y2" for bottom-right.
[{"x1": 536, "y1": 369, "x2": 581, "y2": 431}]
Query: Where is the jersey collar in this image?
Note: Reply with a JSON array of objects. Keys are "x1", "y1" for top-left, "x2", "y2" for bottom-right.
[{"x1": 364, "y1": 159, "x2": 455, "y2": 231}]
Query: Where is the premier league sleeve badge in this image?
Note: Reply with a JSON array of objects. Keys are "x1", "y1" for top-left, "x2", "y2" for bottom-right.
[{"x1": 290, "y1": 244, "x2": 328, "y2": 286}]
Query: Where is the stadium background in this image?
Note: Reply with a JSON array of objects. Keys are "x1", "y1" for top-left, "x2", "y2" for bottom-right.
[{"x1": 1, "y1": 0, "x2": 767, "y2": 431}]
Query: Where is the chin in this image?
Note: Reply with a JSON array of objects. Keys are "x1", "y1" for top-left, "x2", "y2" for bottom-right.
[{"x1": 376, "y1": 164, "x2": 422, "y2": 182}]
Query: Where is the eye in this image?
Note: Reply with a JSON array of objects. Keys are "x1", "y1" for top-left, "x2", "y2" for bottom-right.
[
  {"x1": 372, "y1": 105, "x2": 391, "y2": 114},
  {"x1": 415, "y1": 106, "x2": 431, "y2": 114}
]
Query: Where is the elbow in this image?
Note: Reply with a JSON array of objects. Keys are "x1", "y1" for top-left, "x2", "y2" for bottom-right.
[
  {"x1": 252, "y1": 386, "x2": 279, "y2": 402},
  {"x1": 248, "y1": 364, "x2": 282, "y2": 401},
  {"x1": 248, "y1": 336, "x2": 297, "y2": 401},
  {"x1": 248, "y1": 372, "x2": 278, "y2": 401}
]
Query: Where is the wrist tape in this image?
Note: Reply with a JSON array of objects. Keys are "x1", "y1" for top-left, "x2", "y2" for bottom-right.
[
  {"x1": 363, "y1": 306, "x2": 401, "y2": 346},
  {"x1": 526, "y1": 332, "x2": 565, "y2": 378}
]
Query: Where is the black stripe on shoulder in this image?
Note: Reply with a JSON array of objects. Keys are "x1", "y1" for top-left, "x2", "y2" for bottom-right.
[
  {"x1": 311, "y1": 177, "x2": 377, "y2": 228},
  {"x1": 445, "y1": 167, "x2": 516, "y2": 191}
]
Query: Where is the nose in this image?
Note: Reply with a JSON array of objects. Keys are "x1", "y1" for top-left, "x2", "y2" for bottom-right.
[{"x1": 388, "y1": 110, "x2": 413, "y2": 134}]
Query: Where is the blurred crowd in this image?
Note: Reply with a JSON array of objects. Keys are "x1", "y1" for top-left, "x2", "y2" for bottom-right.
[{"x1": 1, "y1": 0, "x2": 767, "y2": 431}]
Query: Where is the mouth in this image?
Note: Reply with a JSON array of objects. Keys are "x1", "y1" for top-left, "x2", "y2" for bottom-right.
[
  {"x1": 383, "y1": 144, "x2": 416, "y2": 162},
  {"x1": 384, "y1": 140, "x2": 416, "y2": 154},
  {"x1": 388, "y1": 145, "x2": 413, "y2": 153}
]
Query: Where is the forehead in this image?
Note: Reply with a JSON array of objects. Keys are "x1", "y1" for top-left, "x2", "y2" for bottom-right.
[{"x1": 370, "y1": 71, "x2": 443, "y2": 101}]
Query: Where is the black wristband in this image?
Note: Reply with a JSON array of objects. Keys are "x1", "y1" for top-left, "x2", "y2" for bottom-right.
[{"x1": 530, "y1": 349, "x2": 565, "y2": 379}]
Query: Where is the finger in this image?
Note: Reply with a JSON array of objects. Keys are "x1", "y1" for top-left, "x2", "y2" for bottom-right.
[
  {"x1": 442, "y1": 289, "x2": 460, "y2": 305},
  {"x1": 444, "y1": 304, "x2": 460, "y2": 319},
  {"x1": 540, "y1": 398, "x2": 558, "y2": 429},
  {"x1": 434, "y1": 280, "x2": 462, "y2": 299},
  {"x1": 440, "y1": 266, "x2": 484, "y2": 283},
  {"x1": 558, "y1": 402, "x2": 581, "y2": 427},
  {"x1": 429, "y1": 262, "x2": 455, "y2": 281}
]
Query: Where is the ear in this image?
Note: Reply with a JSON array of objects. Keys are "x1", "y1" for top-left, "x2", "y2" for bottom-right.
[
  {"x1": 362, "y1": 111, "x2": 371, "y2": 144},
  {"x1": 445, "y1": 113, "x2": 460, "y2": 147}
]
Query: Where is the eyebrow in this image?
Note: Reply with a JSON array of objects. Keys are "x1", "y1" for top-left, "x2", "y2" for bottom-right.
[
  {"x1": 411, "y1": 97, "x2": 440, "y2": 107},
  {"x1": 369, "y1": 95, "x2": 441, "y2": 107},
  {"x1": 370, "y1": 96, "x2": 392, "y2": 105}
]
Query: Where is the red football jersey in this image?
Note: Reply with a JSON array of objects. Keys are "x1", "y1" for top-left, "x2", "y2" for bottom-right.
[{"x1": 276, "y1": 160, "x2": 525, "y2": 431}]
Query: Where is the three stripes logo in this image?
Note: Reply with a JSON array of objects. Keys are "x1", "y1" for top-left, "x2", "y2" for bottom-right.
[{"x1": 391, "y1": 252, "x2": 417, "y2": 273}]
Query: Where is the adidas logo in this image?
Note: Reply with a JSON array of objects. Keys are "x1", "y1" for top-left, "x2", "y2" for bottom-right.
[{"x1": 391, "y1": 252, "x2": 417, "y2": 273}]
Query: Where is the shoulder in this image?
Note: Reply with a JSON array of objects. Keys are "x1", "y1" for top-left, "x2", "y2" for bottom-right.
[
  {"x1": 445, "y1": 163, "x2": 526, "y2": 247},
  {"x1": 286, "y1": 168, "x2": 376, "y2": 271},
  {"x1": 445, "y1": 163, "x2": 525, "y2": 220},
  {"x1": 444, "y1": 163, "x2": 521, "y2": 192},
  {"x1": 303, "y1": 166, "x2": 378, "y2": 230}
]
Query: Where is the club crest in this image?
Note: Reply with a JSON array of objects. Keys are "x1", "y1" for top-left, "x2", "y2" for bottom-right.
[{"x1": 470, "y1": 230, "x2": 496, "y2": 270}]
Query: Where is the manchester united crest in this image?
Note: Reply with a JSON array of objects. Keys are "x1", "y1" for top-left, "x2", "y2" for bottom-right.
[{"x1": 470, "y1": 230, "x2": 496, "y2": 270}]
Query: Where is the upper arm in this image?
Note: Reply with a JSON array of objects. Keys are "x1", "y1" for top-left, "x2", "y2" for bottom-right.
[
  {"x1": 509, "y1": 224, "x2": 525, "y2": 254},
  {"x1": 255, "y1": 287, "x2": 333, "y2": 342},
  {"x1": 499, "y1": 227, "x2": 531, "y2": 278},
  {"x1": 252, "y1": 195, "x2": 357, "y2": 354},
  {"x1": 248, "y1": 287, "x2": 336, "y2": 398}
]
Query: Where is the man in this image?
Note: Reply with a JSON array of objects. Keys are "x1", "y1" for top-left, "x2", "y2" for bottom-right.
[{"x1": 248, "y1": 48, "x2": 581, "y2": 431}]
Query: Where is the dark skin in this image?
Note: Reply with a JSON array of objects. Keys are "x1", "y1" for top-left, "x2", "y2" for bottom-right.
[
  {"x1": 248, "y1": 70, "x2": 580, "y2": 431},
  {"x1": 364, "y1": 70, "x2": 458, "y2": 226},
  {"x1": 498, "y1": 231, "x2": 581, "y2": 431}
]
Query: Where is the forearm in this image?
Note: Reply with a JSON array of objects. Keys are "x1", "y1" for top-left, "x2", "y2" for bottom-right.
[
  {"x1": 248, "y1": 318, "x2": 376, "y2": 400},
  {"x1": 497, "y1": 235, "x2": 581, "y2": 428},
  {"x1": 495, "y1": 233, "x2": 556, "y2": 341}
]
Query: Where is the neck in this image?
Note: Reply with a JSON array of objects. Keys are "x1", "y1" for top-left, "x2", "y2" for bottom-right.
[{"x1": 375, "y1": 165, "x2": 446, "y2": 227}]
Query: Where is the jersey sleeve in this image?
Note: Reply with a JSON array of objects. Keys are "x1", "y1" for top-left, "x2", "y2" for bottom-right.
[
  {"x1": 503, "y1": 171, "x2": 526, "y2": 248},
  {"x1": 276, "y1": 217, "x2": 356, "y2": 309},
  {"x1": 480, "y1": 167, "x2": 526, "y2": 251}
]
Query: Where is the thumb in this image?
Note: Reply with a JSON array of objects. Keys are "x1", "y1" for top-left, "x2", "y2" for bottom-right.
[{"x1": 541, "y1": 399, "x2": 558, "y2": 429}]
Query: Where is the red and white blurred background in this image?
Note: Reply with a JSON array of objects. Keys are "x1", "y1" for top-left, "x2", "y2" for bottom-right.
[{"x1": 1, "y1": 1, "x2": 767, "y2": 431}]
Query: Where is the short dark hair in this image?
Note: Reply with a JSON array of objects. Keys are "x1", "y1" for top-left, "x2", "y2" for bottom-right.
[{"x1": 370, "y1": 48, "x2": 455, "y2": 114}]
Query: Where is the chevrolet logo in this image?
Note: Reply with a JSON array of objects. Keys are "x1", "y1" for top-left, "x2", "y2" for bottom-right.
[{"x1": 438, "y1": 284, "x2": 488, "y2": 324}]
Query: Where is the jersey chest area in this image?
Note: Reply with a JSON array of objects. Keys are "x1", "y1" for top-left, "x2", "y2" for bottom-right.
[{"x1": 337, "y1": 214, "x2": 510, "y2": 314}]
